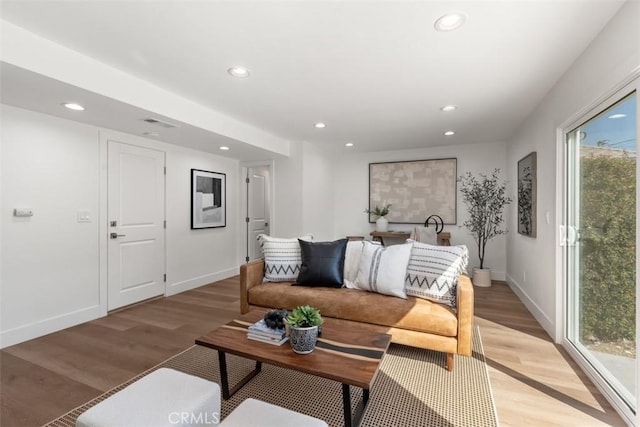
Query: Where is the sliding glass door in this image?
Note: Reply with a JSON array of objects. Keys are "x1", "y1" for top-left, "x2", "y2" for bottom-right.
[{"x1": 565, "y1": 89, "x2": 637, "y2": 418}]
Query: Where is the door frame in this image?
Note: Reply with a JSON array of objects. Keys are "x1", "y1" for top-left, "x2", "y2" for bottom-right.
[
  {"x1": 98, "y1": 130, "x2": 167, "y2": 316},
  {"x1": 239, "y1": 160, "x2": 275, "y2": 264},
  {"x1": 556, "y1": 67, "x2": 639, "y2": 425}
]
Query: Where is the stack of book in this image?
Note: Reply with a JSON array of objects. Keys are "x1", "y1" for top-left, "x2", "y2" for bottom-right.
[{"x1": 247, "y1": 319, "x2": 289, "y2": 346}]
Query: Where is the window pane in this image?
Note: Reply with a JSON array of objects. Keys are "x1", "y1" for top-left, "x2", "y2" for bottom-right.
[{"x1": 568, "y1": 92, "x2": 636, "y2": 408}]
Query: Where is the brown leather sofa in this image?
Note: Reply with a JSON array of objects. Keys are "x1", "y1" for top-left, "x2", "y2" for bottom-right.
[{"x1": 240, "y1": 259, "x2": 474, "y2": 371}]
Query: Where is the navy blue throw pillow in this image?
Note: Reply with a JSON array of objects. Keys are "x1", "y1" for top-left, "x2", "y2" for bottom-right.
[{"x1": 295, "y1": 239, "x2": 348, "y2": 287}]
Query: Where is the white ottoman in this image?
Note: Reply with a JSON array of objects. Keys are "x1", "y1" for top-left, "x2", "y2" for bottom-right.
[
  {"x1": 76, "y1": 368, "x2": 221, "y2": 427},
  {"x1": 220, "y1": 398, "x2": 328, "y2": 427}
]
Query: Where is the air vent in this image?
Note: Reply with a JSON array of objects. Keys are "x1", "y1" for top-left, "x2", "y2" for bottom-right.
[{"x1": 142, "y1": 117, "x2": 180, "y2": 129}]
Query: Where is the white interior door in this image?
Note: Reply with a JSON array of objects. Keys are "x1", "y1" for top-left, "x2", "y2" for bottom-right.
[
  {"x1": 108, "y1": 141, "x2": 166, "y2": 310},
  {"x1": 247, "y1": 166, "x2": 270, "y2": 261}
]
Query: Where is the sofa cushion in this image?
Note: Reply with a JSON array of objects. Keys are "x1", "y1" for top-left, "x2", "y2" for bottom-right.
[
  {"x1": 247, "y1": 282, "x2": 458, "y2": 337},
  {"x1": 405, "y1": 242, "x2": 469, "y2": 309},
  {"x1": 296, "y1": 239, "x2": 348, "y2": 287},
  {"x1": 258, "y1": 234, "x2": 313, "y2": 282},
  {"x1": 343, "y1": 240, "x2": 380, "y2": 288},
  {"x1": 353, "y1": 241, "x2": 412, "y2": 299}
]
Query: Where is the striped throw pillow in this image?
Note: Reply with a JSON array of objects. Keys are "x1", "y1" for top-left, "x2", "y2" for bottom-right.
[
  {"x1": 404, "y1": 242, "x2": 468, "y2": 309},
  {"x1": 353, "y1": 241, "x2": 413, "y2": 299},
  {"x1": 257, "y1": 234, "x2": 313, "y2": 282}
]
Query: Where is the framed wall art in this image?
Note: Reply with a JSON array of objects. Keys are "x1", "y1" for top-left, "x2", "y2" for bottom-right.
[
  {"x1": 191, "y1": 169, "x2": 226, "y2": 229},
  {"x1": 517, "y1": 152, "x2": 536, "y2": 237},
  {"x1": 368, "y1": 158, "x2": 457, "y2": 224}
]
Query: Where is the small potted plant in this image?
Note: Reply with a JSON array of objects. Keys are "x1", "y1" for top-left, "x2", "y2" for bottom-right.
[
  {"x1": 286, "y1": 305, "x2": 323, "y2": 354},
  {"x1": 365, "y1": 202, "x2": 392, "y2": 232},
  {"x1": 459, "y1": 169, "x2": 512, "y2": 287}
]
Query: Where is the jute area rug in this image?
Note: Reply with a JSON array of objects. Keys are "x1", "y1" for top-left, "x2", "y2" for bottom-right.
[{"x1": 46, "y1": 327, "x2": 497, "y2": 427}]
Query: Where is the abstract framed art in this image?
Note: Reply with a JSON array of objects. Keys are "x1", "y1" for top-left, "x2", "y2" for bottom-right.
[
  {"x1": 368, "y1": 158, "x2": 457, "y2": 224},
  {"x1": 517, "y1": 152, "x2": 536, "y2": 237},
  {"x1": 191, "y1": 169, "x2": 226, "y2": 229}
]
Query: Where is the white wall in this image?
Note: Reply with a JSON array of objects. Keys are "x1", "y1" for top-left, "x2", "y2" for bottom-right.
[
  {"x1": 301, "y1": 142, "x2": 335, "y2": 241},
  {"x1": 506, "y1": 1, "x2": 639, "y2": 340},
  {"x1": 273, "y1": 143, "x2": 304, "y2": 237},
  {"x1": 332, "y1": 141, "x2": 509, "y2": 279},
  {"x1": 1, "y1": 105, "x2": 100, "y2": 345},
  {"x1": 1, "y1": 105, "x2": 241, "y2": 347}
]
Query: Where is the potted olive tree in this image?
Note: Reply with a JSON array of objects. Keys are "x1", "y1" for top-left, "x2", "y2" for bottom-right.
[
  {"x1": 286, "y1": 305, "x2": 323, "y2": 354},
  {"x1": 459, "y1": 169, "x2": 512, "y2": 287}
]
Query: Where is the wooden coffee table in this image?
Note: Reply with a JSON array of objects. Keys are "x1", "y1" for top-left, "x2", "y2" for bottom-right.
[{"x1": 196, "y1": 310, "x2": 391, "y2": 427}]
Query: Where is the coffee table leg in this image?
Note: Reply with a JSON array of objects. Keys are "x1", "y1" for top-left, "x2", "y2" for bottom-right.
[
  {"x1": 342, "y1": 384, "x2": 369, "y2": 427},
  {"x1": 342, "y1": 384, "x2": 352, "y2": 427},
  {"x1": 218, "y1": 351, "x2": 262, "y2": 400},
  {"x1": 218, "y1": 351, "x2": 231, "y2": 399}
]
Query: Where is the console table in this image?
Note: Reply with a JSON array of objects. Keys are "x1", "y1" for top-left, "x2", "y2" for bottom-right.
[{"x1": 370, "y1": 231, "x2": 451, "y2": 246}]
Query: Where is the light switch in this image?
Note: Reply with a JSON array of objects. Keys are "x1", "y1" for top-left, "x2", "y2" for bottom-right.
[
  {"x1": 14, "y1": 208, "x2": 33, "y2": 217},
  {"x1": 77, "y1": 210, "x2": 92, "y2": 223}
]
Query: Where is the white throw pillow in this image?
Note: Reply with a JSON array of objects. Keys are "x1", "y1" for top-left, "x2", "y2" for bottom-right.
[
  {"x1": 404, "y1": 242, "x2": 469, "y2": 309},
  {"x1": 343, "y1": 240, "x2": 380, "y2": 289},
  {"x1": 353, "y1": 241, "x2": 413, "y2": 299},
  {"x1": 257, "y1": 234, "x2": 313, "y2": 282}
]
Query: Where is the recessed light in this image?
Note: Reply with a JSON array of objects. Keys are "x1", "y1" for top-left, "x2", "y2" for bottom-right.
[
  {"x1": 444, "y1": 131, "x2": 455, "y2": 136},
  {"x1": 227, "y1": 67, "x2": 250, "y2": 78},
  {"x1": 219, "y1": 146, "x2": 230, "y2": 151},
  {"x1": 434, "y1": 13, "x2": 466, "y2": 32},
  {"x1": 608, "y1": 113, "x2": 626, "y2": 119},
  {"x1": 440, "y1": 105, "x2": 458, "y2": 112},
  {"x1": 143, "y1": 131, "x2": 159, "y2": 137},
  {"x1": 62, "y1": 102, "x2": 84, "y2": 111},
  {"x1": 314, "y1": 122, "x2": 326, "y2": 129},
  {"x1": 345, "y1": 142, "x2": 354, "y2": 147}
]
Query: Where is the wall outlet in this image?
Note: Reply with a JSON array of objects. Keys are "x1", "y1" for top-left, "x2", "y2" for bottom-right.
[
  {"x1": 77, "y1": 210, "x2": 92, "y2": 223},
  {"x1": 13, "y1": 208, "x2": 33, "y2": 217},
  {"x1": 523, "y1": 271, "x2": 527, "y2": 283}
]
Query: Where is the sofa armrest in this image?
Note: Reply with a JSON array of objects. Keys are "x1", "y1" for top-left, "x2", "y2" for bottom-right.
[
  {"x1": 240, "y1": 259, "x2": 265, "y2": 314},
  {"x1": 456, "y1": 274, "x2": 474, "y2": 356}
]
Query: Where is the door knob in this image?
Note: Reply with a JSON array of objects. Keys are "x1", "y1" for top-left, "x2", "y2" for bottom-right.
[{"x1": 110, "y1": 233, "x2": 126, "y2": 239}]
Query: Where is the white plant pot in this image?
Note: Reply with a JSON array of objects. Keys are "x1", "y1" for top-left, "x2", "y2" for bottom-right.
[
  {"x1": 472, "y1": 268, "x2": 492, "y2": 287},
  {"x1": 376, "y1": 216, "x2": 389, "y2": 232}
]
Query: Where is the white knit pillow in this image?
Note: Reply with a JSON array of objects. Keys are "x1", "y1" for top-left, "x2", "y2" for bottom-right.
[
  {"x1": 404, "y1": 242, "x2": 469, "y2": 308},
  {"x1": 353, "y1": 241, "x2": 412, "y2": 299},
  {"x1": 343, "y1": 240, "x2": 380, "y2": 289},
  {"x1": 258, "y1": 234, "x2": 313, "y2": 282}
]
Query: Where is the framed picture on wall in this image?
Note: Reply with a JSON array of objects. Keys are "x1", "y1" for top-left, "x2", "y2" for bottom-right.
[
  {"x1": 369, "y1": 158, "x2": 457, "y2": 224},
  {"x1": 517, "y1": 152, "x2": 537, "y2": 237},
  {"x1": 191, "y1": 169, "x2": 226, "y2": 229}
]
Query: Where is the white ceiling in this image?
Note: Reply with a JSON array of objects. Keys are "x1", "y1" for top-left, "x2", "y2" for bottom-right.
[{"x1": 0, "y1": 1, "x2": 626, "y2": 159}]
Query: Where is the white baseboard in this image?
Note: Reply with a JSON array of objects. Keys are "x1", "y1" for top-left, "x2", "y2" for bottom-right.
[
  {"x1": 166, "y1": 267, "x2": 239, "y2": 296},
  {"x1": 490, "y1": 270, "x2": 506, "y2": 281},
  {"x1": 505, "y1": 273, "x2": 556, "y2": 340},
  {"x1": 0, "y1": 305, "x2": 100, "y2": 349}
]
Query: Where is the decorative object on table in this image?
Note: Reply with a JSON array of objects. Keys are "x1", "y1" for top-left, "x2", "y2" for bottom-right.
[
  {"x1": 369, "y1": 158, "x2": 457, "y2": 224},
  {"x1": 286, "y1": 305, "x2": 323, "y2": 354},
  {"x1": 517, "y1": 152, "x2": 537, "y2": 238},
  {"x1": 459, "y1": 169, "x2": 512, "y2": 287},
  {"x1": 247, "y1": 314, "x2": 289, "y2": 346},
  {"x1": 410, "y1": 214, "x2": 444, "y2": 244},
  {"x1": 263, "y1": 309, "x2": 288, "y2": 329},
  {"x1": 364, "y1": 203, "x2": 392, "y2": 232},
  {"x1": 191, "y1": 169, "x2": 226, "y2": 229}
]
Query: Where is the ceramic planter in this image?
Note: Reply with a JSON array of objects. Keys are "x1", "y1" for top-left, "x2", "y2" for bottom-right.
[
  {"x1": 472, "y1": 268, "x2": 492, "y2": 287},
  {"x1": 289, "y1": 325, "x2": 319, "y2": 354},
  {"x1": 376, "y1": 216, "x2": 389, "y2": 232}
]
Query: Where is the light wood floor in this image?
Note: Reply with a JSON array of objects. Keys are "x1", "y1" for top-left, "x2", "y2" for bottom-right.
[{"x1": 0, "y1": 278, "x2": 626, "y2": 426}]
